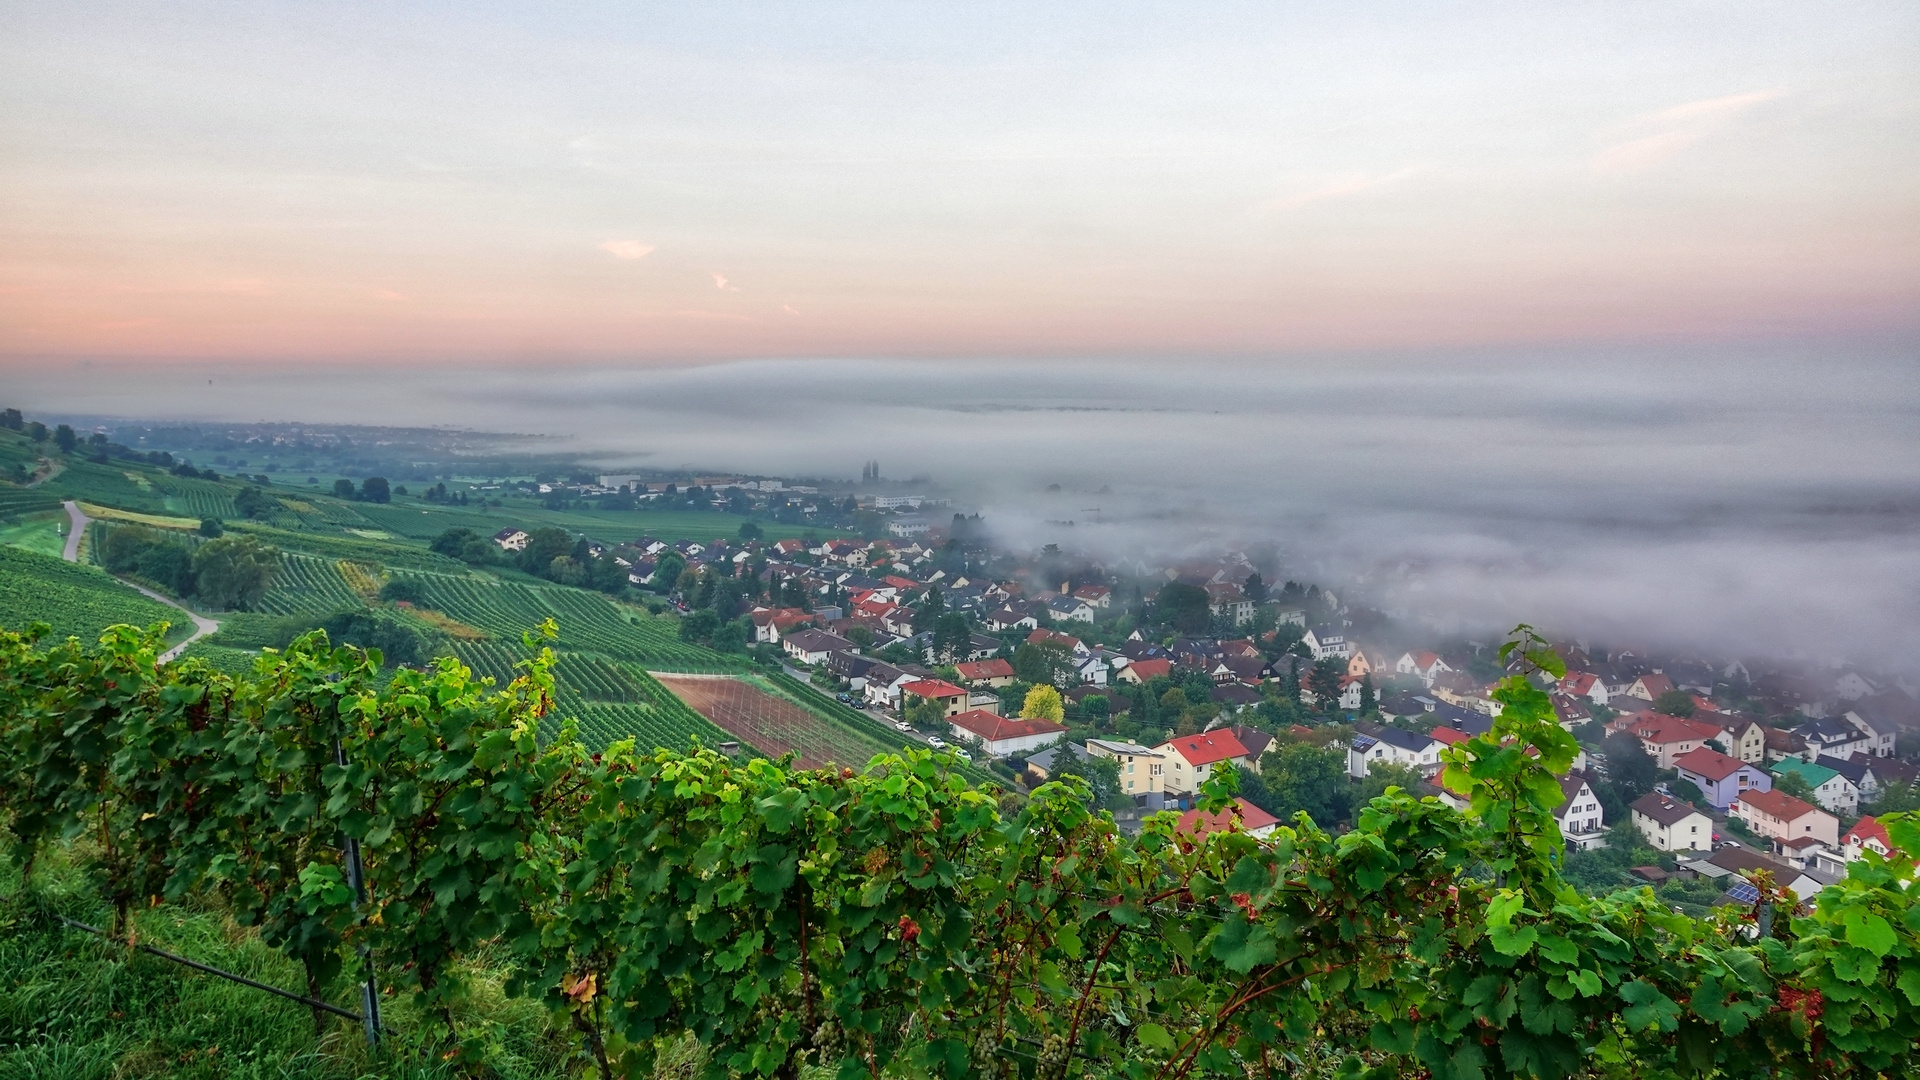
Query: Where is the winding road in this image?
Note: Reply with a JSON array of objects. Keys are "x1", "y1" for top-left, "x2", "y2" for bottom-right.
[{"x1": 62, "y1": 500, "x2": 219, "y2": 663}]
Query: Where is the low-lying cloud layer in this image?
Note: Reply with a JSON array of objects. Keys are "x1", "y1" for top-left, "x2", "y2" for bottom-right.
[{"x1": 11, "y1": 342, "x2": 1918, "y2": 668}]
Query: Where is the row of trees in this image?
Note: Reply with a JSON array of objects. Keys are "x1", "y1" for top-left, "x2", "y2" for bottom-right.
[
  {"x1": 98, "y1": 527, "x2": 279, "y2": 610},
  {"x1": 0, "y1": 621, "x2": 1912, "y2": 1078}
]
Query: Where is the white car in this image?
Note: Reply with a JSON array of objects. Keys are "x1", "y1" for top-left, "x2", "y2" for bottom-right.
[
  {"x1": 894, "y1": 720, "x2": 913, "y2": 732},
  {"x1": 926, "y1": 736, "x2": 947, "y2": 749}
]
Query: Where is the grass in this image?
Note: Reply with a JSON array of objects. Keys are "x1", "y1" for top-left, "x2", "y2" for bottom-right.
[
  {"x1": 0, "y1": 843, "x2": 575, "y2": 1080},
  {"x1": 77, "y1": 502, "x2": 201, "y2": 530},
  {"x1": 0, "y1": 512, "x2": 69, "y2": 560}
]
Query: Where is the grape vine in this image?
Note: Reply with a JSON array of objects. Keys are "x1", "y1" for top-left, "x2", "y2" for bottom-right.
[{"x1": 0, "y1": 619, "x2": 1914, "y2": 1078}]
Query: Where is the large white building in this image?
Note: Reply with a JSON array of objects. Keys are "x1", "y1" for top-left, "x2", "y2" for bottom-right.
[{"x1": 1629, "y1": 792, "x2": 1714, "y2": 853}]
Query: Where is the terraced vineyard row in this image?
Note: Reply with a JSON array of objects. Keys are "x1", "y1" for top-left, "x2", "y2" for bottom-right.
[
  {"x1": 449, "y1": 640, "x2": 524, "y2": 686},
  {"x1": 0, "y1": 546, "x2": 187, "y2": 645},
  {"x1": 155, "y1": 476, "x2": 237, "y2": 520},
  {"x1": 0, "y1": 490, "x2": 61, "y2": 518},
  {"x1": 255, "y1": 553, "x2": 363, "y2": 616},
  {"x1": 415, "y1": 576, "x2": 748, "y2": 671},
  {"x1": 564, "y1": 702, "x2": 741, "y2": 755}
]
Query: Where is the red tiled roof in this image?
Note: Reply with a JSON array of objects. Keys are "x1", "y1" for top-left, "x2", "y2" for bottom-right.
[
  {"x1": 1429, "y1": 727, "x2": 1470, "y2": 746},
  {"x1": 1628, "y1": 713, "x2": 1720, "y2": 745},
  {"x1": 948, "y1": 709, "x2": 1066, "y2": 743},
  {"x1": 901, "y1": 679, "x2": 967, "y2": 699},
  {"x1": 1735, "y1": 788, "x2": 1822, "y2": 821},
  {"x1": 1844, "y1": 815, "x2": 1893, "y2": 852},
  {"x1": 1176, "y1": 798, "x2": 1279, "y2": 838},
  {"x1": 1671, "y1": 746, "x2": 1750, "y2": 782},
  {"x1": 954, "y1": 659, "x2": 1015, "y2": 681},
  {"x1": 1026, "y1": 628, "x2": 1083, "y2": 650},
  {"x1": 1159, "y1": 730, "x2": 1250, "y2": 767},
  {"x1": 1128, "y1": 658, "x2": 1173, "y2": 681}
]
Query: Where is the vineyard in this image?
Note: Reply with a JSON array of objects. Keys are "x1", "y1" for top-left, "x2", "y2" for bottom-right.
[
  {"x1": 154, "y1": 475, "x2": 238, "y2": 520},
  {"x1": 0, "y1": 625, "x2": 1911, "y2": 1080},
  {"x1": 653, "y1": 673, "x2": 900, "y2": 769},
  {"x1": 0, "y1": 489, "x2": 60, "y2": 519},
  {"x1": 447, "y1": 641, "x2": 745, "y2": 753},
  {"x1": 253, "y1": 552, "x2": 364, "y2": 616},
  {"x1": 417, "y1": 575, "x2": 749, "y2": 672},
  {"x1": 0, "y1": 545, "x2": 185, "y2": 645}
]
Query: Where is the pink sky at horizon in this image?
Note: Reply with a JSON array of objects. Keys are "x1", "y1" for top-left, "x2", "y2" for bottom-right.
[{"x1": 2, "y1": 3, "x2": 1917, "y2": 365}]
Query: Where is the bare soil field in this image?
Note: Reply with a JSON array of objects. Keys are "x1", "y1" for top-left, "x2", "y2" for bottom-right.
[{"x1": 653, "y1": 674, "x2": 891, "y2": 770}]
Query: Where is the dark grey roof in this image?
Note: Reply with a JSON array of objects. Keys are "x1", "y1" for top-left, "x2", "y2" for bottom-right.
[
  {"x1": 1354, "y1": 721, "x2": 1436, "y2": 755},
  {"x1": 1799, "y1": 716, "x2": 1865, "y2": 745},
  {"x1": 1630, "y1": 792, "x2": 1706, "y2": 827},
  {"x1": 1816, "y1": 753, "x2": 1872, "y2": 785}
]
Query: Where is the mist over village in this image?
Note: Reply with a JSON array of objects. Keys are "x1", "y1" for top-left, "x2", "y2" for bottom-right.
[{"x1": 2, "y1": 3, "x2": 1917, "y2": 1078}]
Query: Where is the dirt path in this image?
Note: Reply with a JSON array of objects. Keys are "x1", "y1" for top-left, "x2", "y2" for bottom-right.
[{"x1": 62, "y1": 500, "x2": 219, "y2": 662}]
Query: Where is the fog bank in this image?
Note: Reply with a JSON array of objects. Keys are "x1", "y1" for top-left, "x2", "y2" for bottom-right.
[{"x1": 8, "y1": 342, "x2": 1918, "y2": 668}]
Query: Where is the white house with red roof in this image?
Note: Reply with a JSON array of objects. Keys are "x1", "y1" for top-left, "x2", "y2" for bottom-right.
[
  {"x1": 1072, "y1": 584, "x2": 1112, "y2": 608},
  {"x1": 1732, "y1": 788, "x2": 1839, "y2": 848},
  {"x1": 1620, "y1": 712, "x2": 1723, "y2": 769},
  {"x1": 1396, "y1": 651, "x2": 1453, "y2": 688},
  {"x1": 900, "y1": 678, "x2": 969, "y2": 719},
  {"x1": 749, "y1": 606, "x2": 814, "y2": 643},
  {"x1": 1154, "y1": 730, "x2": 1251, "y2": 797},
  {"x1": 1557, "y1": 671, "x2": 1610, "y2": 707},
  {"x1": 1626, "y1": 673, "x2": 1676, "y2": 703},
  {"x1": 947, "y1": 710, "x2": 1067, "y2": 757},
  {"x1": 952, "y1": 658, "x2": 1016, "y2": 688},
  {"x1": 1840, "y1": 816, "x2": 1898, "y2": 862},
  {"x1": 1175, "y1": 798, "x2": 1278, "y2": 840}
]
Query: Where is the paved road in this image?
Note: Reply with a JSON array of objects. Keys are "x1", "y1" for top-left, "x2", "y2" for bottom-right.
[
  {"x1": 62, "y1": 499, "x2": 87, "y2": 561},
  {"x1": 61, "y1": 500, "x2": 219, "y2": 662}
]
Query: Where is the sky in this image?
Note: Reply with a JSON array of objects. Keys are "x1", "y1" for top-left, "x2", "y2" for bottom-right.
[{"x1": 2, "y1": 2, "x2": 1918, "y2": 361}]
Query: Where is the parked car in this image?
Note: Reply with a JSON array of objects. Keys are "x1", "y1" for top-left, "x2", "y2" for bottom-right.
[
  {"x1": 894, "y1": 720, "x2": 913, "y2": 732},
  {"x1": 836, "y1": 692, "x2": 851, "y2": 703},
  {"x1": 927, "y1": 736, "x2": 947, "y2": 749}
]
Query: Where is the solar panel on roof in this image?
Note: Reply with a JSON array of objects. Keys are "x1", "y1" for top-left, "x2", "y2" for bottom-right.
[{"x1": 1726, "y1": 881, "x2": 1761, "y2": 904}]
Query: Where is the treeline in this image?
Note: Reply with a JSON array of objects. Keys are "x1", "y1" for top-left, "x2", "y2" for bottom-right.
[
  {"x1": 98, "y1": 527, "x2": 278, "y2": 610},
  {"x1": 0, "y1": 621, "x2": 1913, "y2": 1078}
]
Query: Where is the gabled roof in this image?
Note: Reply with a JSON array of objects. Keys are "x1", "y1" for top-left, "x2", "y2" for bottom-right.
[
  {"x1": 900, "y1": 678, "x2": 967, "y2": 699},
  {"x1": 1554, "y1": 775, "x2": 1593, "y2": 816},
  {"x1": 1429, "y1": 727, "x2": 1470, "y2": 746},
  {"x1": 1626, "y1": 712, "x2": 1720, "y2": 746},
  {"x1": 1671, "y1": 746, "x2": 1752, "y2": 782},
  {"x1": 1354, "y1": 721, "x2": 1440, "y2": 755},
  {"x1": 1176, "y1": 798, "x2": 1278, "y2": 839},
  {"x1": 1128, "y1": 658, "x2": 1173, "y2": 681},
  {"x1": 1633, "y1": 673, "x2": 1676, "y2": 698},
  {"x1": 782, "y1": 628, "x2": 854, "y2": 653},
  {"x1": 1843, "y1": 815, "x2": 1893, "y2": 853},
  {"x1": 1800, "y1": 716, "x2": 1867, "y2": 744},
  {"x1": 1159, "y1": 730, "x2": 1251, "y2": 766},
  {"x1": 1631, "y1": 792, "x2": 1709, "y2": 827},
  {"x1": 949, "y1": 710, "x2": 1067, "y2": 743},
  {"x1": 953, "y1": 658, "x2": 1015, "y2": 682},
  {"x1": 1735, "y1": 788, "x2": 1824, "y2": 821}
]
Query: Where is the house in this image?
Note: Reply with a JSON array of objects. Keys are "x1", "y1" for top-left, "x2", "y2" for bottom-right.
[
  {"x1": 1689, "y1": 846, "x2": 1827, "y2": 904},
  {"x1": 1820, "y1": 752, "x2": 1912, "y2": 801},
  {"x1": 1732, "y1": 788, "x2": 1839, "y2": 849},
  {"x1": 899, "y1": 678, "x2": 970, "y2": 720},
  {"x1": 1621, "y1": 712, "x2": 1723, "y2": 769},
  {"x1": 1043, "y1": 596, "x2": 1097, "y2": 624},
  {"x1": 1767, "y1": 758, "x2": 1859, "y2": 815},
  {"x1": 1554, "y1": 775, "x2": 1608, "y2": 850},
  {"x1": 1549, "y1": 693, "x2": 1592, "y2": 730},
  {"x1": 491, "y1": 528, "x2": 530, "y2": 552},
  {"x1": 948, "y1": 710, "x2": 1067, "y2": 757},
  {"x1": 1115, "y1": 657, "x2": 1172, "y2": 685},
  {"x1": 984, "y1": 605, "x2": 1038, "y2": 632},
  {"x1": 1838, "y1": 704, "x2": 1900, "y2": 758},
  {"x1": 1075, "y1": 655, "x2": 1109, "y2": 686},
  {"x1": 1218, "y1": 724, "x2": 1274, "y2": 766},
  {"x1": 1087, "y1": 739, "x2": 1166, "y2": 805},
  {"x1": 1797, "y1": 715, "x2": 1873, "y2": 761},
  {"x1": 1336, "y1": 676, "x2": 1364, "y2": 712},
  {"x1": 1024, "y1": 742, "x2": 1089, "y2": 781},
  {"x1": 1155, "y1": 730, "x2": 1252, "y2": 798},
  {"x1": 1303, "y1": 625, "x2": 1351, "y2": 660},
  {"x1": 1556, "y1": 671, "x2": 1608, "y2": 706},
  {"x1": 1671, "y1": 747, "x2": 1772, "y2": 810},
  {"x1": 1630, "y1": 792, "x2": 1714, "y2": 852},
  {"x1": 1203, "y1": 583, "x2": 1255, "y2": 625},
  {"x1": 1175, "y1": 798, "x2": 1279, "y2": 840},
  {"x1": 749, "y1": 607, "x2": 814, "y2": 643},
  {"x1": 1625, "y1": 673, "x2": 1676, "y2": 703},
  {"x1": 861, "y1": 664, "x2": 925, "y2": 710},
  {"x1": 1347, "y1": 722, "x2": 1445, "y2": 779},
  {"x1": 782, "y1": 629, "x2": 855, "y2": 666},
  {"x1": 952, "y1": 658, "x2": 1016, "y2": 688},
  {"x1": 1072, "y1": 585, "x2": 1113, "y2": 608},
  {"x1": 1702, "y1": 716, "x2": 1766, "y2": 764},
  {"x1": 1840, "y1": 815, "x2": 1899, "y2": 863},
  {"x1": 1027, "y1": 628, "x2": 1089, "y2": 657},
  {"x1": 1762, "y1": 726, "x2": 1809, "y2": 763},
  {"x1": 1269, "y1": 606, "x2": 1308, "y2": 628}
]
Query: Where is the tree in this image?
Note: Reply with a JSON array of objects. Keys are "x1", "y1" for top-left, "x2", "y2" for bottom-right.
[
  {"x1": 430, "y1": 528, "x2": 478, "y2": 558},
  {"x1": 1021, "y1": 684, "x2": 1065, "y2": 723},
  {"x1": 518, "y1": 528, "x2": 572, "y2": 577},
  {"x1": 1359, "y1": 673, "x2": 1377, "y2": 713},
  {"x1": 1772, "y1": 769, "x2": 1816, "y2": 802},
  {"x1": 1243, "y1": 572, "x2": 1267, "y2": 604},
  {"x1": 360, "y1": 476, "x2": 391, "y2": 504},
  {"x1": 26, "y1": 421, "x2": 47, "y2": 443},
  {"x1": 190, "y1": 535, "x2": 279, "y2": 610},
  {"x1": 379, "y1": 578, "x2": 425, "y2": 604},
  {"x1": 1154, "y1": 582, "x2": 1211, "y2": 634},
  {"x1": 53, "y1": 424, "x2": 77, "y2": 453},
  {"x1": 1601, "y1": 731, "x2": 1659, "y2": 804},
  {"x1": 1050, "y1": 749, "x2": 1123, "y2": 808},
  {"x1": 710, "y1": 617, "x2": 749, "y2": 653},
  {"x1": 232, "y1": 485, "x2": 276, "y2": 520},
  {"x1": 332, "y1": 478, "x2": 357, "y2": 500},
  {"x1": 933, "y1": 612, "x2": 971, "y2": 664},
  {"x1": 1258, "y1": 742, "x2": 1353, "y2": 826},
  {"x1": 651, "y1": 553, "x2": 686, "y2": 592},
  {"x1": 1653, "y1": 689, "x2": 1696, "y2": 717},
  {"x1": 198, "y1": 518, "x2": 223, "y2": 538},
  {"x1": 678, "y1": 609, "x2": 719, "y2": 645},
  {"x1": 737, "y1": 521, "x2": 763, "y2": 541},
  {"x1": 1667, "y1": 776, "x2": 1708, "y2": 809},
  {"x1": 0, "y1": 408, "x2": 19, "y2": 430}
]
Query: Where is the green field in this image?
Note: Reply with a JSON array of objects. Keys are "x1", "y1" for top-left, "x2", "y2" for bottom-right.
[
  {"x1": 0, "y1": 511, "x2": 69, "y2": 559},
  {"x1": 0, "y1": 546, "x2": 188, "y2": 646}
]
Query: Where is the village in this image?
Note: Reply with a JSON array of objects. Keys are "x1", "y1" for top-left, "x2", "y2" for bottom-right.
[{"x1": 488, "y1": 474, "x2": 1920, "y2": 915}]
